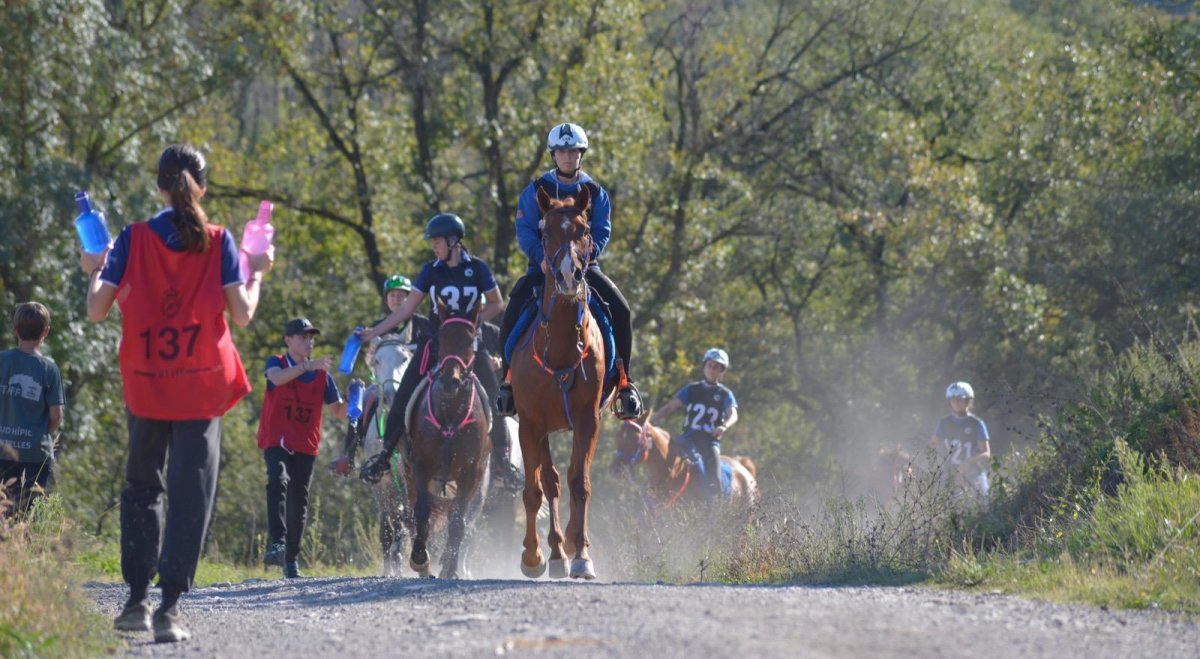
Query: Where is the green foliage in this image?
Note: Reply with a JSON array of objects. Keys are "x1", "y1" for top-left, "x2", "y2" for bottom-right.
[{"x1": 2, "y1": 0, "x2": 1200, "y2": 594}]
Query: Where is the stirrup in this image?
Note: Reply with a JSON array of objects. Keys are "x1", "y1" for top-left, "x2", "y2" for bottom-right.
[
  {"x1": 614, "y1": 382, "x2": 643, "y2": 420},
  {"x1": 495, "y1": 383, "x2": 516, "y2": 417},
  {"x1": 359, "y1": 450, "x2": 393, "y2": 484}
]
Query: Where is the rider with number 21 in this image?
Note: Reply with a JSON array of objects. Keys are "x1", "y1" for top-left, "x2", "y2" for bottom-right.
[{"x1": 356, "y1": 213, "x2": 506, "y2": 482}]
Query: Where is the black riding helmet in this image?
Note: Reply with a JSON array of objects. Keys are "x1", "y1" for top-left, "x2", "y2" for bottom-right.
[{"x1": 424, "y1": 213, "x2": 466, "y2": 241}]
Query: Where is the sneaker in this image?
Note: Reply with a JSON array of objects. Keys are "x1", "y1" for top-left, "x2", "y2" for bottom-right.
[
  {"x1": 284, "y1": 561, "x2": 302, "y2": 579},
  {"x1": 495, "y1": 383, "x2": 516, "y2": 417},
  {"x1": 614, "y1": 383, "x2": 644, "y2": 420},
  {"x1": 113, "y1": 598, "x2": 151, "y2": 632},
  {"x1": 152, "y1": 602, "x2": 191, "y2": 643},
  {"x1": 263, "y1": 541, "x2": 286, "y2": 567}
]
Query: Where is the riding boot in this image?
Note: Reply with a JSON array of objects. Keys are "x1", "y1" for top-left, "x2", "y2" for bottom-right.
[
  {"x1": 613, "y1": 360, "x2": 643, "y2": 420},
  {"x1": 495, "y1": 381, "x2": 516, "y2": 417},
  {"x1": 489, "y1": 420, "x2": 523, "y2": 489},
  {"x1": 361, "y1": 419, "x2": 404, "y2": 484}
]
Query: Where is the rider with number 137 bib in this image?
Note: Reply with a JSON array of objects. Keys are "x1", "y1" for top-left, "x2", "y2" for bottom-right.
[{"x1": 356, "y1": 213, "x2": 507, "y2": 483}]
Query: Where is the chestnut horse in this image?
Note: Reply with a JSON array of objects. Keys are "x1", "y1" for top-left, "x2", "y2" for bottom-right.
[
  {"x1": 613, "y1": 413, "x2": 759, "y2": 509},
  {"x1": 509, "y1": 186, "x2": 607, "y2": 580},
  {"x1": 405, "y1": 301, "x2": 491, "y2": 578}
]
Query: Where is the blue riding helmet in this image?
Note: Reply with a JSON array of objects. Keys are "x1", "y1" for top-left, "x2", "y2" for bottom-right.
[
  {"x1": 702, "y1": 348, "x2": 730, "y2": 369},
  {"x1": 424, "y1": 213, "x2": 466, "y2": 240}
]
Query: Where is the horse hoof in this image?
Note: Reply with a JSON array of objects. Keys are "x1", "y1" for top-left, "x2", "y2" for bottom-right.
[
  {"x1": 570, "y1": 558, "x2": 596, "y2": 580},
  {"x1": 548, "y1": 559, "x2": 568, "y2": 579},
  {"x1": 520, "y1": 560, "x2": 547, "y2": 579},
  {"x1": 410, "y1": 558, "x2": 430, "y2": 574}
]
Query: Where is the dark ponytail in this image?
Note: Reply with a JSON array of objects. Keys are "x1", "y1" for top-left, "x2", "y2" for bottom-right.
[{"x1": 157, "y1": 144, "x2": 211, "y2": 253}]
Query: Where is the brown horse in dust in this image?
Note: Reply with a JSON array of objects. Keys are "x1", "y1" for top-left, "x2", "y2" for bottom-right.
[
  {"x1": 404, "y1": 300, "x2": 491, "y2": 579},
  {"x1": 613, "y1": 412, "x2": 759, "y2": 509},
  {"x1": 509, "y1": 185, "x2": 607, "y2": 580}
]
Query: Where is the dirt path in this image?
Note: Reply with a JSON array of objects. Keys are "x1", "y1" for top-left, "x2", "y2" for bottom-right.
[{"x1": 91, "y1": 577, "x2": 1197, "y2": 658}]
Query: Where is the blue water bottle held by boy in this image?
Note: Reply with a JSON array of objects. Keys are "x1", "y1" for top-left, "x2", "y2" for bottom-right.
[
  {"x1": 347, "y1": 380, "x2": 364, "y2": 420},
  {"x1": 339, "y1": 327, "x2": 364, "y2": 375},
  {"x1": 74, "y1": 191, "x2": 111, "y2": 254}
]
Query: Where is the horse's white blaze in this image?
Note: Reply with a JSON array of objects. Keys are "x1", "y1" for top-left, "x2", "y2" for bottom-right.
[{"x1": 556, "y1": 245, "x2": 578, "y2": 295}]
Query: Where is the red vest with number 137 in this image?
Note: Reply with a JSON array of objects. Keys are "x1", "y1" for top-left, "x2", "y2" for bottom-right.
[{"x1": 117, "y1": 223, "x2": 251, "y2": 419}]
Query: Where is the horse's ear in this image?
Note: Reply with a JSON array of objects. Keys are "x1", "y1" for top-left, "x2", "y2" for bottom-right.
[
  {"x1": 536, "y1": 187, "x2": 552, "y2": 214},
  {"x1": 575, "y1": 184, "x2": 591, "y2": 213},
  {"x1": 640, "y1": 406, "x2": 652, "y2": 423},
  {"x1": 469, "y1": 300, "x2": 481, "y2": 323},
  {"x1": 436, "y1": 296, "x2": 449, "y2": 320}
]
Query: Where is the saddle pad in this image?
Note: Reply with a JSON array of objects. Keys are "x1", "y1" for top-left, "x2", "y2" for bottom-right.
[{"x1": 504, "y1": 291, "x2": 617, "y2": 383}]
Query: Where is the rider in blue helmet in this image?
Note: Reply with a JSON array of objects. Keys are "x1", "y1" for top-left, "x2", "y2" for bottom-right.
[
  {"x1": 651, "y1": 348, "x2": 739, "y2": 501},
  {"x1": 356, "y1": 214, "x2": 518, "y2": 486},
  {"x1": 496, "y1": 122, "x2": 643, "y2": 420}
]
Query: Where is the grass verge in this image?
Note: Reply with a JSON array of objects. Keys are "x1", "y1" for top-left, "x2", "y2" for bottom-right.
[
  {"x1": 940, "y1": 439, "x2": 1200, "y2": 612},
  {"x1": 0, "y1": 494, "x2": 119, "y2": 658}
]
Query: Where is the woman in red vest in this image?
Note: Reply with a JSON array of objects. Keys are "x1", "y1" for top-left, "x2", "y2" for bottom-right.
[{"x1": 81, "y1": 144, "x2": 272, "y2": 643}]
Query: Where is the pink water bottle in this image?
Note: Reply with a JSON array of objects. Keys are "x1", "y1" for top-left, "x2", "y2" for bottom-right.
[{"x1": 239, "y1": 201, "x2": 275, "y2": 280}]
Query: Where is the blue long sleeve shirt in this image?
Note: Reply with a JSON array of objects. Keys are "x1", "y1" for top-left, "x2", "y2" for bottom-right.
[{"x1": 515, "y1": 170, "x2": 612, "y2": 274}]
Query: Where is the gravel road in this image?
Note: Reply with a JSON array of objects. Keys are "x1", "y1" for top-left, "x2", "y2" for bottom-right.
[{"x1": 91, "y1": 577, "x2": 1198, "y2": 658}]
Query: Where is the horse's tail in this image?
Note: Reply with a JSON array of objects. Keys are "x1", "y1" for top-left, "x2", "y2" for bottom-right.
[{"x1": 733, "y1": 455, "x2": 757, "y2": 479}]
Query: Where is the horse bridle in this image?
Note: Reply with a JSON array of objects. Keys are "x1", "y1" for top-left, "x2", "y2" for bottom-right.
[
  {"x1": 615, "y1": 420, "x2": 652, "y2": 466},
  {"x1": 432, "y1": 316, "x2": 478, "y2": 377},
  {"x1": 542, "y1": 219, "x2": 593, "y2": 294},
  {"x1": 424, "y1": 316, "x2": 481, "y2": 440}
]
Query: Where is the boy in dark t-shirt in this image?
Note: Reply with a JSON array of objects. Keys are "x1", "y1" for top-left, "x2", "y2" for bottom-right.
[{"x1": 0, "y1": 302, "x2": 65, "y2": 517}]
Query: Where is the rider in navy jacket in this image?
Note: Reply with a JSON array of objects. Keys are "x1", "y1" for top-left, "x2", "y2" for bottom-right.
[{"x1": 496, "y1": 122, "x2": 642, "y2": 420}]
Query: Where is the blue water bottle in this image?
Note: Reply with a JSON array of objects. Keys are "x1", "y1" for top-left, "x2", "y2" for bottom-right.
[
  {"x1": 338, "y1": 326, "x2": 364, "y2": 375},
  {"x1": 347, "y1": 380, "x2": 364, "y2": 420},
  {"x1": 74, "y1": 191, "x2": 111, "y2": 254}
]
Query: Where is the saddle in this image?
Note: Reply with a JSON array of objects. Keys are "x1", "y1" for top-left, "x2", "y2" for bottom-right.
[
  {"x1": 503, "y1": 287, "x2": 618, "y2": 392},
  {"x1": 673, "y1": 431, "x2": 735, "y2": 498}
]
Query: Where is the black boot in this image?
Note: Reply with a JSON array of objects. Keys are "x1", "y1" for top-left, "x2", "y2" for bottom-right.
[
  {"x1": 615, "y1": 381, "x2": 643, "y2": 421},
  {"x1": 360, "y1": 450, "x2": 394, "y2": 484},
  {"x1": 495, "y1": 382, "x2": 516, "y2": 417},
  {"x1": 489, "y1": 423, "x2": 524, "y2": 490}
]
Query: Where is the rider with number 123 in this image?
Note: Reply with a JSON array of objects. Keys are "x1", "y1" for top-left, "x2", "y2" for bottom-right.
[
  {"x1": 650, "y1": 348, "x2": 739, "y2": 501},
  {"x1": 356, "y1": 213, "x2": 508, "y2": 483},
  {"x1": 496, "y1": 122, "x2": 643, "y2": 420}
]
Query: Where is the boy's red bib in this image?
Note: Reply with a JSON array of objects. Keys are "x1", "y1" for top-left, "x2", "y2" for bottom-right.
[
  {"x1": 257, "y1": 356, "x2": 327, "y2": 456},
  {"x1": 117, "y1": 223, "x2": 250, "y2": 419}
]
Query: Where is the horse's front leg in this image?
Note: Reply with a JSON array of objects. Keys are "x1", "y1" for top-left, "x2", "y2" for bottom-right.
[
  {"x1": 440, "y1": 493, "x2": 467, "y2": 580},
  {"x1": 519, "y1": 423, "x2": 547, "y2": 578},
  {"x1": 410, "y1": 462, "x2": 434, "y2": 578},
  {"x1": 541, "y1": 440, "x2": 568, "y2": 579},
  {"x1": 565, "y1": 415, "x2": 599, "y2": 580}
]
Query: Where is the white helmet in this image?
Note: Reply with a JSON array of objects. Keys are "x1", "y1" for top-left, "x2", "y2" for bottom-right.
[
  {"x1": 547, "y1": 123, "x2": 589, "y2": 152},
  {"x1": 945, "y1": 381, "x2": 975, "y2": 399},
  {"x1": 702, "y1": 348, "x2": 730, "y2": 368}
]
